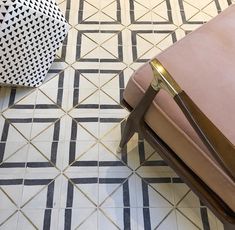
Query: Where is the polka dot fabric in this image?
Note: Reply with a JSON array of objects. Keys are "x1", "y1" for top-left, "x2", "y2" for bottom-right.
[{"x1": 0, "y1": 0, "x2": 69, "y2": 87}]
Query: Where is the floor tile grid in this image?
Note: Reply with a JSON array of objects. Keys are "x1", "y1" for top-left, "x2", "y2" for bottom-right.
[
  {"x1": 0, "y1": 64, "x2": 128, "y2": 153},
  {"x1": 0, "y1": 75, "x2": 132, "y2": 226},
  {"x1": 0, "y1": 129, "x2": 169, "y2": 228},
  {"x1": 46, "y1": 0, "x2": 130, "y2": 111},
  {"x1": 83, "y1": 0, "x2": 228, "y2": 229},
  {"x1": 0, "y1": 0, "x2": 200, "y2": 112},
  {"x1": 0, "y1": 0, "x2": 232, "y2": 229},
  {"x1": 0, "y1": 0, "x2": 231, "y2": 108},
  {"x1": 19, "y1": 174, "x2": 62, "y2": 229}
]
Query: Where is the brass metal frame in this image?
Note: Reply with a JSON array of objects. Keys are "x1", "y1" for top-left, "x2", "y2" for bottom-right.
[
  {"x1": 150, "y1": 59, "x2": 182, "y2": 97},
  {"x1": 120, "y1": 97, "x2": 235, "y2": 230},
  {"x1": 119, "y1": 58, "x2": 235, "y2": 229},
  {"x1": 149, "y1": 58, "x2": 235, "y2": 182}
]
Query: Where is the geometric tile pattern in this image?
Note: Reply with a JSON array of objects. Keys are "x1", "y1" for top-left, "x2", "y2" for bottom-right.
[{"x1": 0, "y1": 0, "x2": 231, "y2": 229}]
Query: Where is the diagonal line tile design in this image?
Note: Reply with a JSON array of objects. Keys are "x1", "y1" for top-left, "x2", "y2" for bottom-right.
[{"x1": 0, "y1": 0, "x2": 231, "y2": 229}]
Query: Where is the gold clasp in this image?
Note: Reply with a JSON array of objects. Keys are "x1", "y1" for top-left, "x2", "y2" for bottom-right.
[{"x1": 150, "y1": 59, "x2": 182, "y2": 97}]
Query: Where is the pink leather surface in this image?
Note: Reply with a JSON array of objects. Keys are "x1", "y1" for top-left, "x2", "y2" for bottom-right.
[{"x1": 123, "y1": 5, "x2": 235, "y2": 211}]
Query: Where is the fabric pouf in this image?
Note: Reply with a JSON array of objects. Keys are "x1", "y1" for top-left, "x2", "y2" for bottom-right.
[{"x1": 0, "y1": 0, "x2": 69, "y2": 87}]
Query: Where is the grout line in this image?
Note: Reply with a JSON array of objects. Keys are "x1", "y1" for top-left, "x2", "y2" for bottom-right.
[
  {"x1": 98, "y1": 207, "x2": 122, "y2": 229},
  {"x1": 62, "y1": 173, "x2": 97, "y2": 207},
  {"x1": 74, "y1": 208, "x2": 98, "y2": 229},
  {"x1": 135, "y1": 172, "x2": 175, "y2": 206},
  {"x1": 0, "y1": 210, "x2": 18, "y2": 228},
  {"x1": 176, "y1": 208, "x2": 202, "y2": 229},
  {"x1": 0, "y1": 1, "x2": 228, "y2": 229},
  {"x1": 0, "y1": 187, "x2": 18, "y2": 208},
  {"x1": 154, "y1": 208, "x2": 175, "y2": 229},
  {"x1": 19, "y1": 210, "x2": 39, "y2": 229}
]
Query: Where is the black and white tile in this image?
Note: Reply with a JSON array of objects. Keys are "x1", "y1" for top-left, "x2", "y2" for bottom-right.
[{"x1": 0, "y1": 0, "x2": 231, "y2": 229}]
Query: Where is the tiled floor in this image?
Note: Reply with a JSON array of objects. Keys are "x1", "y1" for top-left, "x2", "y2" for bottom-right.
[{"x1": 0, "y1": 0, "x2": 233, "y2": 229}]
